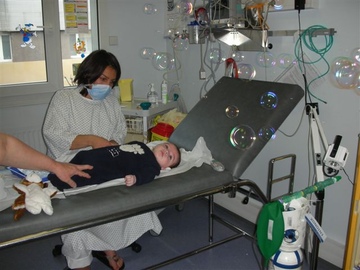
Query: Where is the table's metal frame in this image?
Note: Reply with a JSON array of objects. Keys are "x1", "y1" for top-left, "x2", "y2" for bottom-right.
[{"x1": 144, "y1": 178, "x2": 268, "y2": 270}]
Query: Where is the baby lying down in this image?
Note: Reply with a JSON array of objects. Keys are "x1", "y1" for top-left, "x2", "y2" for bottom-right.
[{"x1": 48, "y1": 141, "x2": 181, "y2": 191}]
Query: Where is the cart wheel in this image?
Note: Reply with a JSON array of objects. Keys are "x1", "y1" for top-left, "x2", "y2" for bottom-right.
[
  {"x1": 175, "y1": 203, "x2": 184, "y2": 212},
  {"x1": 52, "y1": 244, "x2": 63, "y2": 257},
  {"x1": 131, "y1": 242, "x2": 142, "y2": 253}
]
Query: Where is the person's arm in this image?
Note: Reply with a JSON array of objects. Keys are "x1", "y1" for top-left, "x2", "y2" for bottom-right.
[
  {"x1": 70, "y1": 134, "x2": 114, "y2": 150},
  {"x1": 0, "y1": 133, "x2": 93, "y2": 188}
]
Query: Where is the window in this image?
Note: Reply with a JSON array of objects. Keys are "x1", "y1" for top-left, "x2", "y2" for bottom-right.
[
  {"x1": 0, "y1": 34, "x2": 11, "y2": 61},
  {"x1": 0, "y1": 0, "x2": 98, "y2": 107}
]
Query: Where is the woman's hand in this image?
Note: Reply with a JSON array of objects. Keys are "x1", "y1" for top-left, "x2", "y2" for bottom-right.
[
  {"x1": 52, "y1": 162, "x2": 93, "y2": 188},
  {"x1": 124, "y1": 175, "x2": 137, "y2": 186}
]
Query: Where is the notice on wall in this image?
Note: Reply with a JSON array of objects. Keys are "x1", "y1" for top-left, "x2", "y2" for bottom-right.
[
  {"x1": 64, "y1": 0, "x2": 89, "y2": 34},
  {"x1": 275, "y1": 53, "x2": 325, "y2": 91}
]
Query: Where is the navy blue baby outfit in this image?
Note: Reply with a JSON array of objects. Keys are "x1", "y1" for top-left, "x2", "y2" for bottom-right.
[{"x1": 48, "y1": 141, "x2": 161, "y2": 191}]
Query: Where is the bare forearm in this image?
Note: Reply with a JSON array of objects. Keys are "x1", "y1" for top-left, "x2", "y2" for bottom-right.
[
  {"x1": 70, "y1": 134, "x2": 117, "y2": 150},
  {"x1": 0, "y1": 133, "x2": 59, "y2": 171},
  {"x1": 0, "y1": 133, "x2": 92, "y2": 187}
]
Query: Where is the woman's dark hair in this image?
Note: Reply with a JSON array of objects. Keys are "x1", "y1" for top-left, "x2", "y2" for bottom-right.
[{"x1": 74, "y1": 49, "x2": 121, "y2": 88}]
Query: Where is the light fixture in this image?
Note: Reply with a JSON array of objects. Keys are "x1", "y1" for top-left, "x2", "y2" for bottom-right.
[{"x1": 211, "y1": 28, "x2": 266, "y2": 51}]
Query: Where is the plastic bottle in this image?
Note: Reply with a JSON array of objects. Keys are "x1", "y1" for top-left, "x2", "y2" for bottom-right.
[
  {"x1": 161, "y1": 80, "x2": 168, "y2": 104},
  {"x1": 147, "y1": 83, "x2": 158, "y2": 104}
]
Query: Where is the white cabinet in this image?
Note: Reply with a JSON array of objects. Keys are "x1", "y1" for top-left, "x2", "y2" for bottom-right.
[{"x1": 120, "y1": 99, "x2": 178, "y2": 143}]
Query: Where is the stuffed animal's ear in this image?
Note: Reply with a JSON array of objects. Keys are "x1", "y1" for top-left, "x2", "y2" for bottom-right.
[
  {"x1": 12, "y1": 194, "x2": 25, "y2": 210},
  {"x1": 12, "y1": 193, "x2": 26, "y2": 221},
  {"x1": 13, "y1": 183, "x2": 29, "y2": 195},
  {"x1": 13, "y1": 208, "x2": 26, "y2": 221},
  {"x1": 12, "y1": 182, "x2": 29, "y2": 221}
]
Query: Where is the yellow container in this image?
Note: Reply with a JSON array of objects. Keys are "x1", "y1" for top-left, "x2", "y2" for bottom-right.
[
  {"x1": 119, "y1": 78, "x2": 133, "y2": 102},
  {"x1": 151, "y1": 133, "x2": 169, "y2": 141}
]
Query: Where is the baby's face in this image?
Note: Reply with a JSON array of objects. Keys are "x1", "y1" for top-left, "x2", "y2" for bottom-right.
[{"x1": 153, "y1": 142, "x2": 180, "y2": 169}]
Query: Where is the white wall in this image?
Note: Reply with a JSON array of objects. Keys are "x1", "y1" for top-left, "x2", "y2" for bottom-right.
[{"x1": 98, "y1": 0, "x2": 168, "y2": 99}]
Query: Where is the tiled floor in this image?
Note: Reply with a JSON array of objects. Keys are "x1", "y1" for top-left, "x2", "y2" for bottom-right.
[{"x1": 0, "y1": 198, "x2": 341, "y2": 270}]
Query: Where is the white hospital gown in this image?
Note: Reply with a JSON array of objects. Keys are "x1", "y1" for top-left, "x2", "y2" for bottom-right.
[
  {"x1": 61, "y1": 213, "x2": 162, "y2": 268},
  {"x1": 43, "y1": 86, "x2": 127, "y2": 159},
  {"x1": 43, "y1": 87, "x2": 163, "y2": 268}
]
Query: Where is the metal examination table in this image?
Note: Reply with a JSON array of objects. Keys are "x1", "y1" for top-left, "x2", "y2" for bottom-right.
[{"x1": 0, "y1": 77, "x2": 304, "y2": 268}]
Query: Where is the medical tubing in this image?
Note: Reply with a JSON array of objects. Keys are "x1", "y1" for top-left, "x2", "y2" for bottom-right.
[
  {"x1": 294, "y1": 25, "x2": 334, "y2": 104},
  {"x1": 277, "y1": 106, "x2": 306, "y2": 137},
  {"x1": 279, "y1": 175, "x2": 341, "y2": 204},
  {"x1": 296, "y1": 11, "x2": 309, "y2": 105},
  {"x1": 199, "y1": 40, "x2": 216, "y2": 99}
]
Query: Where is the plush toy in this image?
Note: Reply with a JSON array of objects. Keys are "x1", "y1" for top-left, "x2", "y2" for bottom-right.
[{"x1": 12, "y1": 172, "x2": 57, "y2": 221}]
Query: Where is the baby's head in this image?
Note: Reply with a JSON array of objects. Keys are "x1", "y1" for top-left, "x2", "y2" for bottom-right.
[{"x1": 152, "y1": 142, "x2": 181, "y2": 170}]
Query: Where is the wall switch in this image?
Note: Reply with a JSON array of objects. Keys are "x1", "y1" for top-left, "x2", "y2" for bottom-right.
[{"x1": 109, "y1": 36, "x2": 118, "y2": 46}]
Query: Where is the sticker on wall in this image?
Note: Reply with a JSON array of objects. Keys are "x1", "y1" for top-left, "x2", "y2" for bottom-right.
[
  {"x1": 74, "y1": 38, "x2": 86, "y2": 58},
  {"x1": 16, "y1": 23, "x2": 37, "y2": 49}
]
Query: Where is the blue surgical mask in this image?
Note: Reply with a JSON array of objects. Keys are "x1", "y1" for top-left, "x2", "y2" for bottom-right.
[{"x1": 85, "y1": 84, "x2": 112, "y2": 100}]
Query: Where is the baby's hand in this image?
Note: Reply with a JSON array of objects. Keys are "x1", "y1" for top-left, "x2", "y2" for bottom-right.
[{"x1": 124, "y1": 175, "x2": 137, "y2": 186}]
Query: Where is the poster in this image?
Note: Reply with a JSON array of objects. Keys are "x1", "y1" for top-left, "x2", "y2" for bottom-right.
[{"x1": 64, "y1": 0, "x2": 89, "y2": 34}]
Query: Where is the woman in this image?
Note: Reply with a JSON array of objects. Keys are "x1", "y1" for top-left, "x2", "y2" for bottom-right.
[{"x1": 43, "y1": 50, "x2": 162, "y2": 270}]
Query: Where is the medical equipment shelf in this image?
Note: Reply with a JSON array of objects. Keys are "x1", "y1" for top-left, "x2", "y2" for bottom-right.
[{"x1": 120, "y1": 99, "x2": 177, "y2": 142}]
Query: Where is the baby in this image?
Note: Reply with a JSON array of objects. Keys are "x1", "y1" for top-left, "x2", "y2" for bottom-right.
[{"x1": 48, "y1": 141, "x2": 180, "y2": 191}]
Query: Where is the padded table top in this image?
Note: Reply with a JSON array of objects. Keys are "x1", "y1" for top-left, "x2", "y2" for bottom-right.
[{"x1": 0, "y1": 164, "x2": 233, "y2": 248}]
